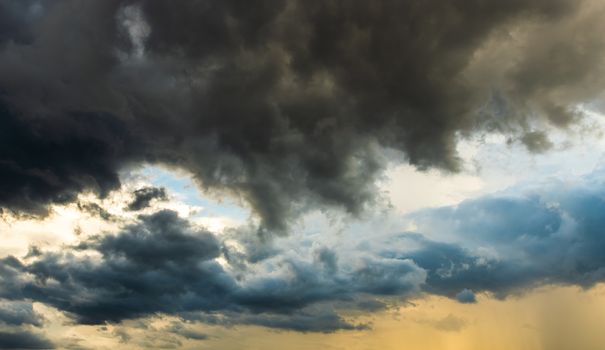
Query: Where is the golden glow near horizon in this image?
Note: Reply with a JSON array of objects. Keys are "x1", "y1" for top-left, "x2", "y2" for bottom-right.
[{"x1": 28, "y1": 284, "x2": 605, "y2": 350}]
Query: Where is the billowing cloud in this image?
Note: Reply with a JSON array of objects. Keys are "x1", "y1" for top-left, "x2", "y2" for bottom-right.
[
  {"x1": 0, "y1": 209, "x2": 423, "y2": 332},
  {"x1": 4, "y1": 167, "x2": 605, "y2": 335},
  {"x1": 0, "y1": 301, "x2": 44, "y2": 327},
  {"x1": 0, "y1": 210, "x2": 232, "y2": 324},
  {"x1": 1, "y1": 0, "x2": 605, "y2": 230},
  {"x1": 2, "y1": 167, "x2": 605, "y2": 336},
  {"x1": 400, "y1": 168, "x2": 605, "y2": 297},
  {"x1": 3, "y1": 1, "x2": 605, "y2": 344}
]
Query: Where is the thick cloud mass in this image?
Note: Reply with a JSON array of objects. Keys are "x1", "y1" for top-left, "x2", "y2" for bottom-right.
[
  {"x1": 14, "y1": 210, "x2": 232, "y2": 324},
  {"x1": 1, "y1": 0, "x2": 605, "y2": 229},
  {"x1": 0, "y1": 103, "x2": 136, "y2": 215},
  {"x1": 0, "y1": 210, "x2": 423, "y2": 330},
  {"x1": 399, "y1": 168, "x2": 605, "y2": 297},
  {"x1": 3, "y1": 169, "x2": 605, "y2": 333}
]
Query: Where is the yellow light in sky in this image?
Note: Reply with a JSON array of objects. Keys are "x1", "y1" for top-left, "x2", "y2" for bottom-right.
[{"x1": 34, "y1": 284, "x2": 605, "y2": 350}]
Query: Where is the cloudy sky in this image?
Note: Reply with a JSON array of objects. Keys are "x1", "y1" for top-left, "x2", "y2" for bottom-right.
[{"x1": 2, "y1": 0, "x2": 605, "y2": 349}]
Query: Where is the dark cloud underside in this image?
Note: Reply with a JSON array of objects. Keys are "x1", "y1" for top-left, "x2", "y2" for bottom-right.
[
  {"x1": 0, "y1": 0, "x2": 604, "y2": 229},
  {"x1": 0, "y1": 210, "x2": 421, "y2": 331}
]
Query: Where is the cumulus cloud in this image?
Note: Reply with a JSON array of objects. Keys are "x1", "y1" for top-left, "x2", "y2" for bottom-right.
[
  {"x1": 4, "y1": 168, "x2": 605, "y2": 334},
  {"x1": 401, "y1": 168, "x2": 605, "y2": 297},
  {"x1": 5, "y1": 210, "x2": 231, "y2": 324},
  {"x1": 1, "y1": 0, "x2": 605, "y2": 230},
  {"x1": 4, "y1": 2, "x2": 605, "y2": 340},
  {"x1": 0, "y1": 209, "x2": 423, "y2": 332}
]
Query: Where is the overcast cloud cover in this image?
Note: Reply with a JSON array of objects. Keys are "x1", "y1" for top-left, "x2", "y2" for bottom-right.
[
  {"x1": 1, "y1": 0, "x2": 605, "y2": 348},
  {"x1": 2, "y1": 0, "x2": 605, "y2": 230}
]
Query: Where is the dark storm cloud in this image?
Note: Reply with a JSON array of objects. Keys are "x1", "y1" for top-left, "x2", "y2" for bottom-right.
[
  {"x1": 233, "y1": 254, "x2": 422, "y2": 314},
  {"x1": 126, "y1": 186, "x2": 167, "y2": 211},
  {"x1": 0, "y1": 102, "x2": 139, "y2": 216},
  {"x1": 13, "y1": 210, "x2": 233, "y2": 324},
  {"x1": 0, "y1": 209, "x2": 423, "y2": 332},
  {"x1": 0, "y1": 301, "x2": 43, "y2": 327},
  {"x1": 0, "y1": 0, "x2": 40, "y2": 47},
  {"x1": 1, "y1": 0, "x2": 605, "y2": 230}
]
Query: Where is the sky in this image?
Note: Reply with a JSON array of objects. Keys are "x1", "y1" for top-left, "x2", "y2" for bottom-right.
[{"x1": 2, "y1": 0, "x2": 605, "y2": 349}]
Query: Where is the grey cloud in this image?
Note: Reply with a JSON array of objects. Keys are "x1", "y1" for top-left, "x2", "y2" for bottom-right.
[
  {"x1": 0, "y1": 210, "x2": 234, "y2": 324},
  {"x1": 0, "y1": 330, "x2": 54, "y2": 349},
  {"x1": 314, "y1": 247, "x2": 338, "y2": 275},
  {"x1": 0, "y1": 210, "x2": 423, "y2": 332},
  {"x1": 183, "y1": 307, "x2": 368, "y2": 334},
  {"x1": 126, "y1": 186, "x2": 167, "y2": 211},
  {"x1": 0, "y1": 0, "x2": 41, "y2": 47},
  {"x1": 397, "y1": 168, "x2": 605, "y2": 298},
  {"x1": 93, "y1": 210, "x2": 220, "y2": 267},
  {"x1": 0, "y1": 0, "x2": 604, "y2": 230},
  {"x1": 382, "y1": 234, "x2": 536, "y2": 298},
  {"x1": 520, "y1": 131, "x2": 553, "y2": 153},
  {"x1": 0, "y1": 103, "x2": 139, "y2": 216},
  {"x1": 4, "y1": 167, "x2": 605, "y2": 335},
  {"x1": 455, "y1": 289, "x2": 477, "y2": 304},
  {"x1": 0, "y1": 301, "x2": 44, "y2": 327},
  {"x1": 354, "y1": 299, "x2": 387, "y2": 312}
]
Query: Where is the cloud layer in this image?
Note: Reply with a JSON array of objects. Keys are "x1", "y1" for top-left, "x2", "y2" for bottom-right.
[
  {"x1": 3, "y1": 168, "x2": 605, "y2": 335},
  {"x1": 2, "y1": 1, "x2": 605, "y2": 345},
  {"x1": 1, "y1": 0, "x2": 605, "y2": 229},
  {"x1": 0, "y1": 209, "x2": 423, "y2": 332}
]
